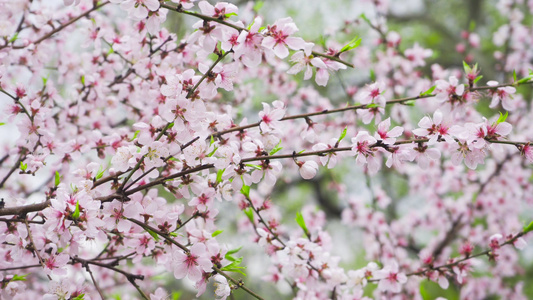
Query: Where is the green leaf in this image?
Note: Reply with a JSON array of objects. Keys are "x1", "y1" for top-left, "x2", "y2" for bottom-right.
[
  {"x1": 42, "y1": 76, "x2": 49, "y2": 86},
  {"x1": 72, "y1": 201, "x2": 80, "y2": 219},
  {"x1": 216, "y1": 168, "x2": 224, "y2": 183},
  {"x1": 513, "y1": 70, "x2": 517, "y2": 82},
  {"x1": 359, "y1": 13, "x2": 371, "y2": 25},
  {"x1": 338, "y1": 126, "x2": 348, "y2": 143},
  {"x1": 469, "y1": 20, "x2": 476, "y2": 31},
  {"x1": 206, "y1": 146, "x2": 218, "y2": 157},
  {"x1": 517, "y1": 75, "x2": 532, "y2": 84},
  {"x1": 420, "y1": 85, "x2": 436, "y2": 96},
  {"x1": 171, "y1": 291, "x2": 182, "y2": 300},
  {"x1": 0, "y1": 122, "x2": 5, "y2": 126},
  {"x1": 221, "y1": 258, "x2": 247, "y2": 276},
  {"x1": 295, "y1": 212, "x2": 309, "y2": 236},
  {"x1": 81, "y1": 75, "x2": 85, "y2": 86},
  {"x1": 253, "y1": 1, "x2": 264, "y2": 12},
  {"x1": 54, "y1": 171, "x2": 61, "y2": 187},
  {"x1": 369, "y1": 69, "x2": 376, "y2": 82},
  {"x1": 269, "y1": 140, "x2": 283, "y2": 155},
  {"x1": 473, "y1": 75, "x2": 483, "y2": 84},
  {"x1": 244, "y1": 207, "x2": 254, "y2": 223},
  {"x1": 72, "y1": 294, "x2": 85, "y2": 300},
  {"x1": 226, "y1": 246, "x2": 242, "y2": 256},
  {"x1": 340, "y1": 36, "x2": 361, "y2": 53},
  {"x1": 241, "y1": 184, "x2": 250, "y2": 198},
  {"x1": 131, "y1": 130, "x2": 140, "y2": 141},
  {"x1": 11, "y1": 274, "x2": 28, "y2": 281},
  {"x1": 96, "y1": 166, "x2": 106, "y2": 180},
  {"x1": 497, "y1": 111, "x2": 508, "y2": 124},
  {"x1": 524, "y1": 221, "x2": 533, "y2": 233},
  {"x1": 210, "y1": 135, "x2": 215, "y2": 146},
  {"x1": 463, "y1": 61, "x2": 471, "y2": 74},
  {"x1": 244, "y1": 164, "x2": 262, "y2": 170},
  {"x1": 212, "y1": 229, "x2": 223, "y2": 237},
  {"x1": 366, "y1": 103, "x2": 379, "y2": 108},
  {"x1": 146, "y1": 228, "x2": 161, "y2": 241},
  {"x1": 224, "y1": 12, "x2": 238, "y2": 18},
  {"x1": 20, "y1": 162, "x2": 27, "y2": 171},
  {"x1": 402, "y1": 100, "x2": 416, "y2": 106},
  {"x1": 9, "y1": 33, "x2": 19, "y2": 43}
]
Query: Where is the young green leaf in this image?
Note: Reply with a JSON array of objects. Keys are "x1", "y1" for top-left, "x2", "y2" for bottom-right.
[
  {"x1": 54, "y1": 171, "x2": 61, "y2": 187},
  {"x1": 253, "y1": 1, "x2": 264, "y2": 12},
  {"x1": 72, "y1": 201, "x2": 81, "y2": 219},
  {"x1": 146, "y1": 228, "x2": 161, "y2": 241},
  {"x1": 295, "y1": 212, "x2": 309, "y2": 236},
  {"x1": 513, "y1": 70, "x2": 517, "y2": 82},
  {"x1": 244, "y1": 164, "x2": 262, "y2": 170},
  {"x1": 171, "y1": 292, "x2": 182, "y2": 300},
  {"x1": 473, "y1": 75, "x2": 483, "y2": 84},
  {"x1": 269, "y1": 140, "x2": 283, "y2": 155},
  {"x1": 497, "y1": 111, "x2": 508, "y2": 124},
  {"x1": 20, "y1": 162, "x2": 27, "y2": 171},
  {"x1": 517, "y1": 75, "x2": 532, "y2": 85},
  {"x1": 131, "y1": 130, "x2": 140, "y2": 141},
  {"x1": 216, "y1": 168, "x2": 224, "y2": 183},
  {"x1": 463, "y1": 61, "x2": 471, "y2": 74},
  {"x1": 340, "y1": 36, "x2": 361, "y2": 53},
  {"x1": 226, "y1": 246, "x2": 242, "y2": 256},
  {"x1": 212, "y1": 229, "x2": 223, "y2": 237},
  {"x1": 420, "y1": 85, "x2": 436, "y2": 96},
  {"x1": 11, "y1": 274, "x2": 28, "y2": 281},
  {"x1": 241, "y1": 184, "x2": 250, "y2": 198},
  {"x1": 523, "y1": 221, "x2": 533, "y2": 233},
  {"x1": 338, "y1": 126, "x2": 348, "y2": 143},
  {"x1": 244, "y1": 207, "x2": 254, "y2": 223}
]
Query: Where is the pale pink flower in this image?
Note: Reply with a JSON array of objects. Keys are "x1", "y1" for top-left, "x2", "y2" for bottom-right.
[
  {"x1": 520, "y1": 143, "x2": 533, "y2": 162},
  {"x1": 110, "y1": 0, "x2": 160, "y2": 20},
  {"x1": 435, "y1": 76, "x2": 465, "y2": 105},
  {"x1": 234, "y1": 17, "x2": 264, "y2": 67},
  {"x1": 171, "y1": 0, "x2": 197, "y2": 10},
  {"x1": 487, "y1": 81, "x2": 517, "y2": 111},
  {"x1": 172, "y1": 244, "x2": 213, "y2": 282},
  {"x1": 43, "y1": 253, "x2": 70, "y2": 277},
  {"x1": 262, "y1": 17, "x2": 306, "y2": 59},
  {"x1": 412, "y1": 110, "x2": 454, "y2": 145},
  {"x1": 258, "y1": 101, "x2": 285, "y2": 133},
  {"x1": 299, "y1": 160, "x2": 318, "y2": 180},
  {"x1": 374, "y1": 262, "x2": 407, "y2": 293},
  {"x1": 213, "y1": 274, "x2": 231, "y2": 299},
  {"x1": 141, "y1": 141, "x2": 170, "y2": 169},
  {"x1": 357, "y1": 81, "x2": 386, "y2": 106},
  {"x1": 351, "y1": 131, "x2": 380, "y2": 173},
  {"x1": 375, "y1": 118, "x2": 403, "y2": 145},
  {"x1": 409, "y1": 144, "x2": 441, "y2": 169}
]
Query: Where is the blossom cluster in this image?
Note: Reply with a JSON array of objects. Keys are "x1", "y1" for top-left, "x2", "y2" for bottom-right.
[{"x1": 0, "y1": 0, "x2": 532, "y2": 299}]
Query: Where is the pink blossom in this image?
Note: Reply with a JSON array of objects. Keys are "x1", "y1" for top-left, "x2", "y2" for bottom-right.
[
  {"x1": 262, "y1": 17, "x2": 306, "y2": 58},
  {"x1": 258, "y1": 101, "x2": 285, "y2": 133},
  {"x1": 487, "y1": 81, "x2": 517, "y2": 111},
  {"x1": 172, "y1": 244, "x2": 213, "y2": 282},
  {"x1": 351, "y1": 131, "x2": 380, "y2": 173},
  {"x1": 375, "y1": 117, "x2": 403, "y2": 145},
  {"x1": 298, "y1": 160, "x2": 318, "y2": 180},
  {"x1": 435, "y1": 76, "x2": 465, "y2": 106},
  {"x1": 213, "y1": 274, "x2": 231, "y2": 299},
  {"x1": 234, "y1": 16, "x2": 264, "y2": 67},
  {"x1": 412, "y1": 110, "x2": 454, "y2": 145},
  {"x1": 374, "y1": 262, "x2": 407, "y2": 293}
]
